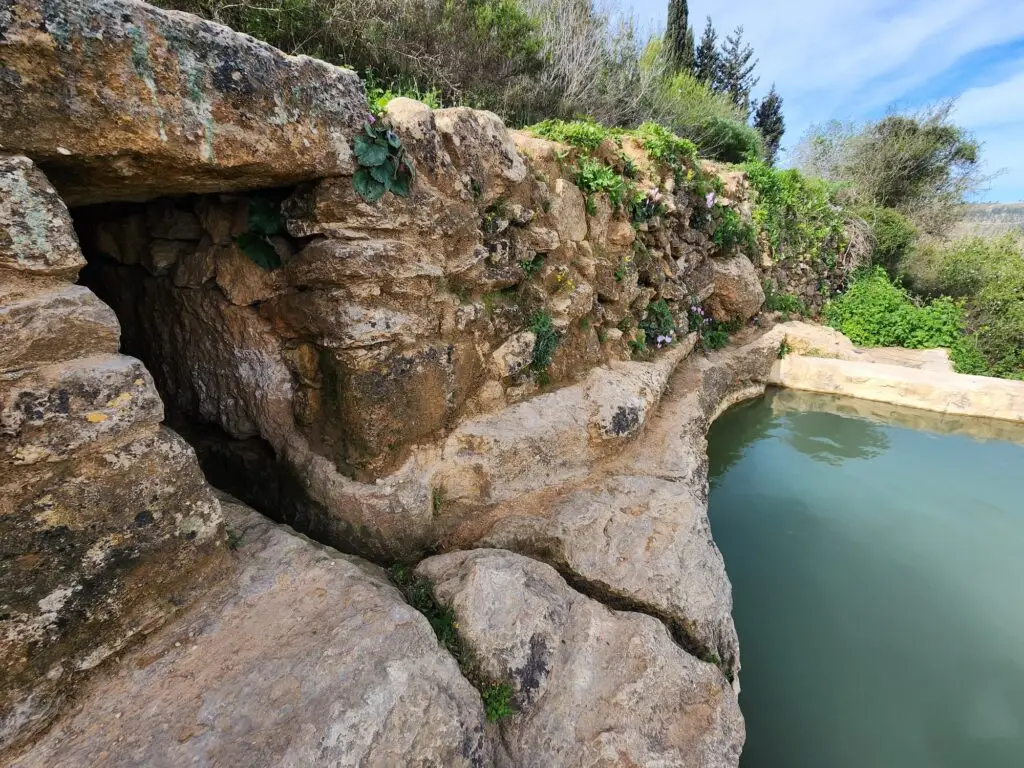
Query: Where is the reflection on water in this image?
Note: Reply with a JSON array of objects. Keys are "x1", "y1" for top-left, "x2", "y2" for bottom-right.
[{"x1": 708, "y1": 391, "x2": 1024, "y2": 768}]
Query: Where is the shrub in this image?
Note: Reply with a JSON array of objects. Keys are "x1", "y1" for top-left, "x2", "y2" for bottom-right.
[
  {"x1": 793, "y1": 102, "x2": 984, "y2": 237},
  {"x1": 911, "y1": 235, "x2": 1024, "y2": 379},
  {"x1": 763, "y1": 282, "x2": 807, "y2": 315},
  {"x1": 859, "y1": 206, "x2": 917, "y2": 278},
  {"x1": 743, "y1": 158, "x2": 846, "y2": 267},
  {"x1": 651, "y1": 69, "x2": 761, "y2": 162},
  {"x1": 527, "y1": 118, "x2": 612, "y2": 152},
  {"x1": 575, "y1": 157, "x2": 630, "y2": 208},
  {"x1": 823, "y1": 267, "x2": 963, "y2": 349},
  {"x1": 711, "y1": 205, "x2": 757, "y2": 254}
]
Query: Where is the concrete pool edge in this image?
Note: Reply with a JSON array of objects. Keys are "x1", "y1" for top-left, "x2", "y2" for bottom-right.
[{"x1": 768, "y1": 323, "x2": 1024, "y2": 427}]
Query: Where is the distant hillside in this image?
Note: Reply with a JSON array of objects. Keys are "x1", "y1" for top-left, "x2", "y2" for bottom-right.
[{"x1": 952, "y1": 203, "x2": 1024, "y2": 238}]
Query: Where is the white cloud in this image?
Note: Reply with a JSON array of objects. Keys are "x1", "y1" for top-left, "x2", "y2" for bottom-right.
[{"x1": 955, "y1": 71, "x2": 1024, "y2": 129}]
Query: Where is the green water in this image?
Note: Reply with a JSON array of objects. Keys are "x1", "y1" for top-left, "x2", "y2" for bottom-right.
[{"x1": 707, "y1": 390, "x2": 1024, "y2": 768}]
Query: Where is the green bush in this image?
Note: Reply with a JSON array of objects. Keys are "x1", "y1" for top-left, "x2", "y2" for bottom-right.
[
  {"x1": 711, "y1": 205, "x2": 757, "y2": 254},
  {"x1": 743, "y1": 159, "x2": 846, "y2": 267},
  {"x1": 575, "y1": 157, "x2": 630, "y2": 208},
  {"x1": 638, "y1": 299, "x2": 677, "y2": 346},
  {"x1": 653, "y1": 70, "x2": 761, "y2": 163},
  {"x1": 823, "y1": 267, "x2": 963, "y2": 349},
  {"x1": 860, "y1": 206, "x2": 917, "y2": 278},
  {"x1": 527, "y1": 119, "x2": 613, "y2": 152}
]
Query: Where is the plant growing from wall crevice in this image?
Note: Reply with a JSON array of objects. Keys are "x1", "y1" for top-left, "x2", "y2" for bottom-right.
[{"x1": 352, "y1": 118, "x2": 415, "y2": 202}]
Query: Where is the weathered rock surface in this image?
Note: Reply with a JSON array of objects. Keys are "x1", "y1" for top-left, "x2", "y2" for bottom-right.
[
  {"x1": 0, "y1": 155, "x2": 227, "y2": 753},
  {"x1": 417, "y1": 549, "x2": 744, "y2": 768},
  {"x1": 0, "y1": 0, "x2": 367, "y2": 205},
  {"x1": 10, "y1": 500, "x2": 492, "y2": 767},
  {"x1": 0, "y1": 156, "x2": 84, "y2": 277},
  {"x1": 707, "y1": 254, "x2": 765, "y2": 323}
]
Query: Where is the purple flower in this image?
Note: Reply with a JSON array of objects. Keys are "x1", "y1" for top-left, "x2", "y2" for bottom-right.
[
  {"x1": 367, "y1": 114, "x2": 376, "y2": 124},
  {"x1": 705, "y1": 191, "x2": 716, "y2": 209}
]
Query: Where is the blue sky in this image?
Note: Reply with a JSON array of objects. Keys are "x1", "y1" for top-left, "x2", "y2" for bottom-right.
[{"x1": 629, "y1": 0, "x2": 1024, "y2": 201}]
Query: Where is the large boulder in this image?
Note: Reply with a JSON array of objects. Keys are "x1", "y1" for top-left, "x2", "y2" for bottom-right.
[
  {"x1": 0, "y1": 0, "x2": 367, "y2": 205},
  {"x1": 416, "y1": 549, "x2": 744, "y2": 768},
  {"x1": 707, "y1": 254, "x2": 765, "y2": 323},
  {"x1": 9, "y1": 501, "x2": 493, "y2": 767}
]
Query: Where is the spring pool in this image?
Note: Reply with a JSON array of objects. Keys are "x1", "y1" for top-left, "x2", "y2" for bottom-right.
[{"x1": 707, "y1": 389, "x2": 1024, "y2": 768}]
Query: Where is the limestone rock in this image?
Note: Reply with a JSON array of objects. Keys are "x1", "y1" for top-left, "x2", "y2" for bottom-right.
[
  {"x1": 0, "y1": 282, "x2": 120, "y2": 373},
  {"x1": 491, "y1": 331, "x2": 536, "y2": 378},
  {"x1": 9, "y1": 501, "x2": 491, "y2": 767},
  {"x1": 0, "y1": 0, "x2": 367, "y2": 205},
  {"x1": 707, "y1": 254, "x2": 765, "y2": 323},
  {"x1": 481, "y1": 475, "x2": 740, "y2": 675},
  {"x1": 1, "y1": 354, "x2": 164, "y2": 465},
  {"x1": 0, "y1": 156, "x2": 84, "y2": 278},
  {"x1": 416, "y1": 549, "x2": 744, "y2": 768},
  {"x1": 549, "y1": 179, "x2": 588, "y2": 243},
  {"x1": 0, "y1": 428, "x2": 227, "y2": 753},
  {"x1": 434, "y1": 107, "x2": 528, "y2": 204},
  {"x1": 214, "y1": 242, "x2": 285, "y2": 305}
]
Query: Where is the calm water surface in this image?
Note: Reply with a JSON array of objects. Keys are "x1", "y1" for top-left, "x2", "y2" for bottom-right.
[{"x1": 707, "y1": 390, "x2": 1024, "y2": 768}]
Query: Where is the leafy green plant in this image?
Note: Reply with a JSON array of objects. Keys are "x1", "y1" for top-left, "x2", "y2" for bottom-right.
[
  {"x1": 777, "y1": 339, "x2": 791, "y2": 359},
  {"x1": 638, "y1": 299, "x2": 677, "y2": 347},
  {"x1": 632, "y1": 121, "x2": 698, "y2": 172},
  {"x1": 527, "y1": 118, "x2": 613, "y2": 152},
  {"x1": 628, "y1": 335, "x2": 647, "y2": 358},
  {"x1": 711, "y1": 205, "x2": 757, "y2": 253},
  {"x1": 575, "y1": 157, "x2": 629, "y2": 208},
  {"x1": 234, "y1": 196, "x2": 285, "y2": 270},
  {"x1": 860, "y1": 205, "x2": 917, "y2": 278},
  {"x1": 763, "y1": 282, "x2": 807, "y2": 316},
  {"x1": 529, "y1": 311, "x2": 560, "y2": 373},
  {"x1": 520, "y1": 253, "x2": 545, "y2": 278},
  {"x1": 823, "y1": 267, "x2": 963, "y2": 349},
  {"x1": 744, "y1": 158, "x2": 846, "y2": 267},
  {"x1": 352, "y1": 119, "x2": 415, "y2": 202},
  {"x1": 482, "y1": 682, "x2": 516, "y2": 722},
  {"x1": 704, "y1": 327, "x2": 730, "y2": 349}
]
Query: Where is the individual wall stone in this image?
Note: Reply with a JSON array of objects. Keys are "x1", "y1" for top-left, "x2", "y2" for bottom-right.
[
  {"x1": 707, "y1": 254, "x2": 766, "y2": 323},
  {"x1": 417, "y1": 549, "x2": 744, "y2": 768},
  {"x1": 0, "y1": 0, "x2": 367, "y2": 205},
  {"x1": 0, "y1": 280, "x2": 120, "y2": 373},
  {"x1": 8, "y1": 501, "x2": 493, "y2": 768},
  {"x1": 0, "y1": 156, "x2": 85, "y2": 278}
]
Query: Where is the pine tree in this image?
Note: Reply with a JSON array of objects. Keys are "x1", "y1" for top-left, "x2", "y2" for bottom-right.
[
  {"x1": 718, "y1": 26, "x2": 759, "y2": 117},
  {"x1": 753, "y1": 85, "x2": 785, "y2": 165},
  {"x1": 693, "y1": 17, "x2": 720, "y2": 86},
  {"x1": 665, "y1": 0, "x2": 693, "y2": 73}
]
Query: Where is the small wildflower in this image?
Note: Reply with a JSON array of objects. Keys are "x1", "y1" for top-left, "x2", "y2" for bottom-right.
[
  {"x1": 705, "y1": 191, "x2": 716, "y2": 209},
  {"x1": 367, "y1": 114, "x2": 376, "y2": 124}
]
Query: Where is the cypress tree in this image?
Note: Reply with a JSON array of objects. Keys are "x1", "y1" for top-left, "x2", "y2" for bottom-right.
[
  {"x1": 753, "y1": 85, "x2": 785, "y2": 165},
  {"x1": 665, "y1": 0, "x2": 693, "y2": 73}
]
